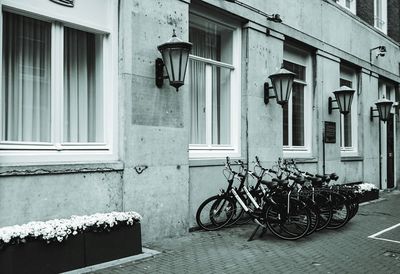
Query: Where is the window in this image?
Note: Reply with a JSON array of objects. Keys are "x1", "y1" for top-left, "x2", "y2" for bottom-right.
[
  {"x1": 188, "y1": 13, "x2": 241, "y2": 158},
  {"x1": 374, "y1": 0, "x2": 387, "y2": 33},
  {"x1": 0, "y1": 1, "x2": 116, "y2": 164},
  {"x1": 282, "y1": 45, "x2": 312, "y2": 156},
  {"x1": 337, "y1": 0, "x2": 356, "y2": 13},
  {"x1": 339, "y1": 65, "x2": 358, "y2": 155}
]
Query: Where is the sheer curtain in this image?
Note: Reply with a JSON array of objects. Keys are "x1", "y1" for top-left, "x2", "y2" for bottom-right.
[
  {"x1": 1, "y1": 12, "x2": 51, "y2": 142},
  {"x1": 63, "y1": 27, "x2": 103, "y2": 143},
  {"x1": 189, "y1": 25, "x2": 216, "y2": 144},
  {"x1": 189, "y1": 22, "x2": 231, "y2": 145}
]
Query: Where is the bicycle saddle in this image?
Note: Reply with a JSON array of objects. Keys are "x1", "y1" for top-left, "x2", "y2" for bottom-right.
[{"x1": 261, "y1": 180, "x2": 278, "y2": 189}]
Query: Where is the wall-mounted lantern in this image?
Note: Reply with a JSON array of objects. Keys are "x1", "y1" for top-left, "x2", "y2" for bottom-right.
[
  {"x1": 328, "y1": 86, "x2": 355, "y2": 115},
  {"x1": 156, "y1": 30, "x2": 192, "y2": 92},
  {"x1": 264, "y1": 68, "x2": 296, "y2": 106},
  {"x1": 369, "y1": 46, "x2": 386, "y2": 63},
  {"x1": 370, "y1": 97, "x2": 393, "y2": 123}
]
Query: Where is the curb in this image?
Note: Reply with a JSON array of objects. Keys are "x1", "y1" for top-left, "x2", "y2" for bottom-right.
[{"x1": 62, "y1": 248, "x2": 161, "y2": 274}]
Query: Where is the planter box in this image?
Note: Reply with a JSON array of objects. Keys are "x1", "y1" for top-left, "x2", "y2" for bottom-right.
[
  {"x1": 358, "y1": 189, "x2": 380, "y2": 203},
  {"x1": 0, "y1": 234, "x2": 85, "y2": 274},
  {"x1": 0, "y1": 223, "x2": 142, "y2": 274},
  {"x1": 85, "y1": 223, "x2": 142, "y2": 266}
]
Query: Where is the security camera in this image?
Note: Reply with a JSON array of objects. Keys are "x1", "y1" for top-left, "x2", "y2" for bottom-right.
[
  {"x1": 375, "y1": 46, "x2": 386, "y2": 58},
  {"x1": 376, "y1": 51, "x2": 385, "y2": 58},
  {"x1": 267, "y1": 14, "x2": 282, "y2": 23}
]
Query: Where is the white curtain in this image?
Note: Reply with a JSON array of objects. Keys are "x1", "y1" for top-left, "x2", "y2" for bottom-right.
[
  {"x1": 63, "y1": 28, "x2": 103, "y2": 143},
  {"x1": 189, "y1": 24, "x2": 230, "y2": 145},
  {"x1": 1, "y1": 12, "x2": 51, "y2": 142}
]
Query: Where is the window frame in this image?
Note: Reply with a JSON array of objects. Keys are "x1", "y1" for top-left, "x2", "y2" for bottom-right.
[
  {"x1": 0, "y1": 0, "x2": 118, "y2": 164},
  {"x1": 188, "y1": 11, "x2": 241, "y2": 159},
  {"x1": 337, "y1": 0, "x2": 356, "y2": 14},
  {"x1": 339, "y1": 65, "x2": 358, "y2": 156},
  {"x1": 374, "y1": 0, "x2": 387, "y2": 34},
  {"x1": 282, "y1": 45, "x2": 313, "y2": 158}
]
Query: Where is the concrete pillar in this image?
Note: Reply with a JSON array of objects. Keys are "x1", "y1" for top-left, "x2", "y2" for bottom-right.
[
  {"x1": 361, "y1": 69, "x2": 380, "y2": 187},
  {"x1": 245, "y1": 23, "x2": 284, "y2": 167},
  {"x1": 119, "y1": 0, "x2": 190, "y2": 242},
  {"x1": 315, "y1": 50, "x2": 341, "y2": 175}
]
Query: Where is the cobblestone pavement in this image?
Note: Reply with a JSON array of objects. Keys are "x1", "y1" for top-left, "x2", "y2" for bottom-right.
[{"x1": 91, "y1": 191, "x2": 400, "y2": 274}]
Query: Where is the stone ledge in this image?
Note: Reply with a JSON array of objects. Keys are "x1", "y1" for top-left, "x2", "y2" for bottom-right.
[{"x1": 0, "y1": 162, "x2": 124, "y2": 177}]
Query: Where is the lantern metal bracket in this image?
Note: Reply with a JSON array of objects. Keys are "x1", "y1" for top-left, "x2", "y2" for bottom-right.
[
  {"x1": 155, "y1": 58, "x2": 169, "y2": 88},
  {"x1": 264, "y1": 83, "x2": 276, "y2": 105},
  {"x1": 370, "y1": 107, "x2": 380, "y2": 122},
  {"x1": 328, "y1": 97, "x2": 339, "y2": 114}
]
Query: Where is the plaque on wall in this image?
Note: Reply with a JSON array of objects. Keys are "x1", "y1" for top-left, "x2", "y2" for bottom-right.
[
  {"x1": 324, "y1": 121, "x2": 336, "y2": 144},
  {"x1": 50, "y1": 0, "x2": 74, "y2": 7}
]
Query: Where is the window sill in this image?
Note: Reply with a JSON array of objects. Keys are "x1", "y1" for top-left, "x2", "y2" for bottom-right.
[
  {"x1": 341, "y1": 156, "x2": 363, "y2": 162},
  {"x1": 189, "y1": 157, "x2": 245, "y2": 167},
  {"x1": 283, "y1": 157, "x2": 318, "y2": 164},
  {"x1": 283, "y1": 150, "x2": 313, "y2": 159},
  {"x1": 0, "y1": 161, "x2": 124, "y2": 177}
]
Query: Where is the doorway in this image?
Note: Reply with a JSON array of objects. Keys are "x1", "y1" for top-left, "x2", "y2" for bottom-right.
[{"x1": 387, "y1": 114, "x2": 394, "y2": 189}]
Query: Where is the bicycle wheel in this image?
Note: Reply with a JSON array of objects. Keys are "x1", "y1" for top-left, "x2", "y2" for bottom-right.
[
  {"x1": 265, "y1": 198, "x2": 311, "y2": 240},
  {"x1": 314, "y1": 193, "x2": 333, "y2": 231},
  {"x1": 196, "y1": 195, "x2": 236, "y2": 231},
  {"x1": 325, "y1": 192, "x2": 351, "y2": 229},
  {"x1": 293, "y1": 194, "x2": 319, "y2": 236}
]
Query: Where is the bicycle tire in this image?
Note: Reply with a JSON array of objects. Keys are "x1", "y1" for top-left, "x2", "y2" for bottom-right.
[
  {"x1": 325, "y1": 192, "x2": 351, "y2": 229},
  {"x1": 196, "y1": 195, "x2": 236, "y2": 231},
  {"x1": 265, "y1": 199, "x2": 311, "y2": 240},
  {"x1": 314, "y1": 193, "x2": 333, "y2": 231}
]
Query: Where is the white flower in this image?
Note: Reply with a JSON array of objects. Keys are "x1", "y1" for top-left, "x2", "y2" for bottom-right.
[
  {"x1": 355, "y1": 183, "x2": 378, "y2": 193},
  {"x1": 0, "y1": 211, "x2": 142, "y2": 245}
]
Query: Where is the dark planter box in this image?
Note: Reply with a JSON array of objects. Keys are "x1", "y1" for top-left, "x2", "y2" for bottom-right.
[
  {"x1": 0, "y1": 222, "x2": 142, "y2": 274},
  {"x1": 359, "y1": 189, "x2": 379, "y2": 203},
  {"x1": 0, "y1": 234, "x2": 84, "y2": 274},
  {"x1": 85, "y1": 223, "x2": 142, "y2": 266}
]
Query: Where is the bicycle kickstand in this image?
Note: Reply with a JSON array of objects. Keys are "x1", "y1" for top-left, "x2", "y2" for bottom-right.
[{"x1": 248, "y1": 225, "x2": 260, "y2": 241}]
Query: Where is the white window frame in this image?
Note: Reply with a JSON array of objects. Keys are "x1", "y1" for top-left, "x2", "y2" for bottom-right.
[
  {"x1": 339, "y1": 66, "x2": 358, "y2": 156},
  {"x1": 188, "y1": 12, "x2": 241, "y2": 159},
  {"x1": 337, "y1": 0, "x2": 356, "y2": 14},
  {"x1": 283, "y1": 45, "x2": 312, "y2": 158},
  {"x1": 0, "y1": 0, "x2": 118, "y2": 164},
  {"x1": 374, "y1": 0, "x2": 387, "y2": 34}
]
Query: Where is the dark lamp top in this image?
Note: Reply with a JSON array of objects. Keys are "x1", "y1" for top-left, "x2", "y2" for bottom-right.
[
  {"x1": 268, "y1": 68, "x2": 296, "y2": 80},
  {"x1": 333, "y1": 86, "x2": 355, "y2": 96},
  {"x1": 375, "y1": 97, "x2": 393, "y2": 106},
  {"x1": 157, "y1": 32, "x2": 192, "y2": 52}
]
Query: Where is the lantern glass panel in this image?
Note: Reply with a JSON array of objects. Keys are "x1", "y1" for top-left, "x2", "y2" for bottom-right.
[
  {"x1": 161, "y1": 48, "x2": 173, "y2": 79},
  {"x1": 376, "y1": 101, "x2": 393, "y2": 121},
  {"x1": 270, "y1": 74, "x2": 294, "y2": 105},
  {"x1": 180, "y1": 48, "x2": 190, "y2": 82},
  {"x1": 334, "y1": 88, "x2": 354, "y2": 115}
]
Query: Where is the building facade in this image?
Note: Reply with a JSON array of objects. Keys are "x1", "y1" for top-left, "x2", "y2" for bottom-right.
[{"x1": 0, "y1": 0, "x2": 399, "y2": 242}]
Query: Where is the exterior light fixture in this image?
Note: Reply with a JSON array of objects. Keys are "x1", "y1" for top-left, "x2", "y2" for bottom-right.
[
  {"x1": 156, "y1": 30, "x2": 192, "y2": 92},
  {"x1": 225, "y1": 0, "x2": 283, "y2": 23},
  {"x1": 369, "y1": 46, "x2": 386, "y2": 63},
  {"x1": 264, "y1": 68, "x2": 296, "y2": 106},
  {"x1": 328, "y1": 86, "x2": 355, "y2": 115},
  {"x1": 370, "y1": 97, "x2": 393, "y2": 123}
]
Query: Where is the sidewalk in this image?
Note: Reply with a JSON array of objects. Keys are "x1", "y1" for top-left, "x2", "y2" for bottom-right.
[{"x1": 90, "y1": 191, "x2": 400, "y2": 274}]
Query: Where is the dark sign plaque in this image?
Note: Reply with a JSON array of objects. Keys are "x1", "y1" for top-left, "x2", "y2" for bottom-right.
[{"x1": 324, "y1": 121, "x2": 336, "y2": 143}]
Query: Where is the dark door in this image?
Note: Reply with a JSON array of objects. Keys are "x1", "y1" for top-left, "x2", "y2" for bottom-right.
[{"x1": 387, "y1": 114, "x2": 394, "y2": 188}]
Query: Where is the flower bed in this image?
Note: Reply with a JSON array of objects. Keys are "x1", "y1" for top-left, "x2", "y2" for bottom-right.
[
  {"x1": 345, "y1": 182, "x2": 380, "y2": 203},
  {"x1": 0, "y1": 211, "x2": 142, "y2": 273}
]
